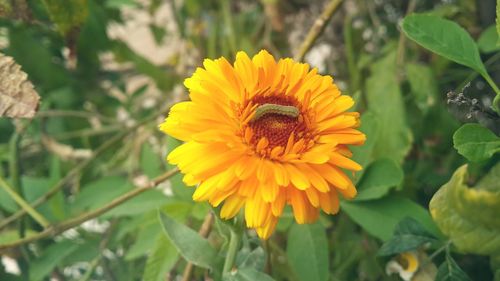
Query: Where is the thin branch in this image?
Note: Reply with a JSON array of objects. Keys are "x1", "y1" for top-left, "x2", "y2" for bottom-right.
[
  {"x1": 52, "y1": 125, "x2": 123, "y2": 140},
  {"x1": 181, "y1": 212, "x2": 214, "y2": 281},
  {"x1": 36, "y1": 110, "x2": 115, "y2": 123},
  {"x1": 0, "y1": 176, "x2": 50, "y2": 228},
  {"x1": 0, "y1": 102, "x2": 175, "y2": 231},
  {"x1": 294, "y1": 0, "x2": 343, "y2": 62},
  {"x1": 0, "y1": 168, "x2": 179, "y2": 250}
]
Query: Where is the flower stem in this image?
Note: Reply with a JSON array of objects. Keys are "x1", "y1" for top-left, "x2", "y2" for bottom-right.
[
  {"x1": 481, "y1": 71, "x2": 500, "y2": 114},
  {"x1": 222, "y1": 227, "x2": 241, "y2": 276}
]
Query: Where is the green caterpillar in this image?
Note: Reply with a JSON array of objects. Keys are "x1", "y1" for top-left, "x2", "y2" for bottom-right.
[{"x1": 252, "y1": 103, "x2": 300, "y2": 121}]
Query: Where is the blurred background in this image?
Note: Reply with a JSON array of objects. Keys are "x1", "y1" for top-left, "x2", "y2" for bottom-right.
[{"x1": 0, "y1": 0, "x2": 499, "y2": 280}]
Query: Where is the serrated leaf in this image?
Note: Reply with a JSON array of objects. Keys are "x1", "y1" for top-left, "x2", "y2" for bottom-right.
[
  {"x1": 429, "y1": 164, "x2": 500, "y2": 256},
  {"x1": 366, "y1": 51, "x2": 412, "y2": 163},
  {"x1": 342, "y1": 196, "x2": 440, "y2": 241},
  {"x1": 143, "y1": 235, "x2": 179, "y2": 281},
  {"x1": 453, "y1": 123, "x2": 500, "y2": 162},
  {"x1": 435, "y1": 253, "x2": 472, "y2": 281},
  {"x1": 402, "y1": 14, "x2": 487, "y2": 76},
  {"x1": 378, "y1": 217, "x2": 439, "y2": 256},
  {"x1": 158, "y1": 211, "x2": 217, "y2": 270},
  {"x1": 355, "y1": 158, "x2": 404, "y2": 201},
  {"x1": 0, "y1": 53, "x2": 40, "y2": 118},
  {"x1": 286, "y1": 222, "x2": 329, "y2": 281}
]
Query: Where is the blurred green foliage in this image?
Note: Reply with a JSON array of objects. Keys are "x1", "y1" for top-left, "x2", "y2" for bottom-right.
[{"x1": 0, "y1": 0, "x2": 499, "y2": 281}]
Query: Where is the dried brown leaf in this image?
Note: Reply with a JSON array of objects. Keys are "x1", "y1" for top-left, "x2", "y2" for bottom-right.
[{"x1": 0, "y1": 53, "x2": 40, "y2": 118}]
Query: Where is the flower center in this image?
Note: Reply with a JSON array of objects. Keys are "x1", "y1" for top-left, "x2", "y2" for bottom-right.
[{"x1": 244, "y1": 95, "x2": 311, "y2": 157}]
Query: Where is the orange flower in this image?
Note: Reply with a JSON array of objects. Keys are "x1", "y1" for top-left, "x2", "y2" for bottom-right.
[{"x1": 160, "y1": 50, "x2": 365, "y2": 239}]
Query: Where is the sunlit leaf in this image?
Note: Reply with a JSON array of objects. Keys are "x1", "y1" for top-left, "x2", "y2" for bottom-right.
[
  {"x1": 430, "y1": 164, "x2": 500, "y2": 256},
  {"x1": 0, "y1": 53, "x2": 40, "y2": 118},
  {"x1": 287, "y1": 222, "x2": 329, "y2": 281},
  {"x1": 158, "y1": 211, "x2": 218, "y2": 270},
  {"x1": 402, "y1": 14, "x2": 487, "y2": 76},
  {"x1": 453, "y1": 123, "x2": 500, "y2": 162}
]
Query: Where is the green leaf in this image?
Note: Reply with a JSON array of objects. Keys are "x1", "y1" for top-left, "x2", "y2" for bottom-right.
[
  {"x1": 402, "y1": 14, "x2": 487, "y2": 76},
  {"x1": 106, "y1": 0, "x2": 138, "y2": 8},
  {"x1": 0, "y1": 180, "x2": 18, "y2": 213},
  {"x1": 21, "y1": 176, "x2": 65, "y2": 221},
  {"x1": 435, "y1": 253, "x2": 472, "y2": 281},
  {"x1": 351, "y1": 111, "x2": 379, "y2": 182},
  {"x1": 225, "y1": 268, "x2": 276, "y2": 281},
  {"x1": 7, "y1": 27, "x2": 69, "y2": 91},
  {"x1": 0, "y1": 230, "x2": 38, "y2": 244},
  {"x1": 378, "y1": 217, "x2": 439, "y2": 256},
  {"x1": 71, "y1": 176, "x2": 133, "y2": 213},
  {"x1": 42, "y1": 0, "x2": 88, "y2": 36},
  {"x1": 102, "y1": 189, "x2": 170, "y2": 218},
  {"x1": 125, "y1": 221, "x2": 162, "y2": 260},
  {"x1": 491, "y1": 255, "x2": 500, "y2": 281},
  {"x1": 286, "y1": 222, "x2": 329, "y2": 281},
  {"x1": 497, "y1": 0, "x2": 500, "y2": 38},
  {"x1": 366, "y1": 51, "x2": 412, "y2": 163},
  {"x1": 158, "y1": 211, "x2": 217, "y2": 269},
  {"x1": 429, "y1": 164, "x2": 500, "y2": 256},
  {"x1": 143, "y1": 235, "x2": 179, "y2": 281},
  {"x1": 478, "y1": 25, "x2": 500, "y2": 53},
  {"x1": 167, "y1": 137, "x2": 193, "y2": 200},
  {"x1": 235, "y1": 247, "x2": 266, "y2": 271},
  {"x1": 342, "y1": 196, "x2": 440, "y2": 241},
  {"x1": 405, "y1": 63, "x2": 438, "y2": 113},
  {"x1": 30, "y1": 240, "x2": 80, "y2": 281},
  {"x1": 355, "y1": 158, "x2": 404, "y2": 201},
  {"x1": 141, "y1": 144, "x2": 163, "y2": 178},
  {"x1": 453, "y1": 123, "x2": 500, "y2": 162}
]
